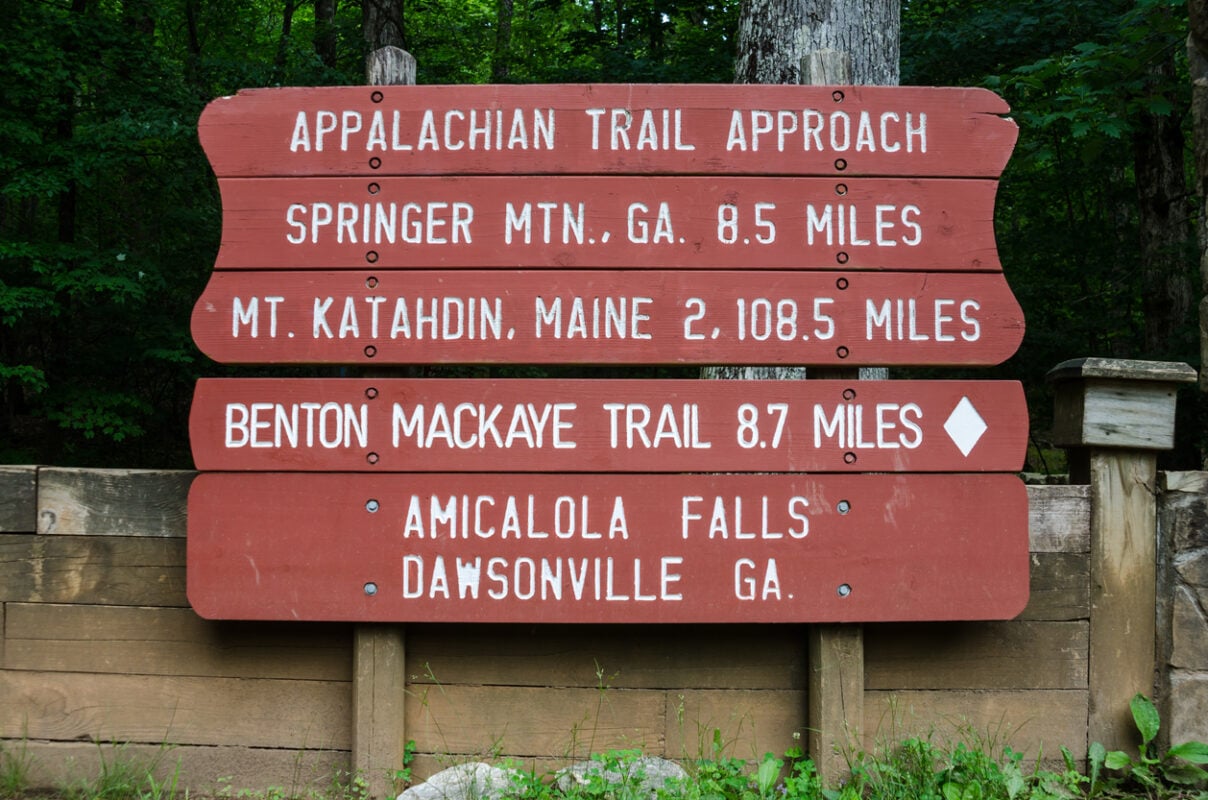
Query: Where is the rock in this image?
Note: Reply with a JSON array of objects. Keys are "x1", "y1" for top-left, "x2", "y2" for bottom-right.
[
  {"x1": 399, "y1": 762, "x2": 521, "y2": 800},
  {"x1": 553, "y1": 756, "x2": 688, "y2": 799}
]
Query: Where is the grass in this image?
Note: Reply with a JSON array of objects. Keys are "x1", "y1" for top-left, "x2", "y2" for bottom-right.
[{"x1": 2, "y1": 696, "x2": 1205, "y2": 800}]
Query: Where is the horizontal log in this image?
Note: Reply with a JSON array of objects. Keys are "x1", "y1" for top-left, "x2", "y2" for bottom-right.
[
  {"x1": 12, "y1": 740, "x2": 348, "y2": 797},
  {"x1": 213, "y1": 176, "x2": 1003, "y2": 272},
  {"x1": 192, "y1": 269, "x2": 1026, "y2": 367},
  {"x1": 0, "y1": 465, "x2": 37, "y2": 532},
  {"x1": 406, "y1": 624, "x2": 805, "y2": 689},
  {"x1": 199, "y1": 84, "x2": 1017, "y2": 178},
  {"x1": 3, "y1": 603, "x2": 352, "y2": 680},
  {"x1": 1019, "y1": 553, "x2": 1089, "y2": 621},
  {"x1": 0, "y1": 535, "x2": 186, "y2": 606},
  {"x1": 0, "y1": 670, "x2": 351, "y2": 749},
  {"x1": 864, "y1": 620, "x2": 1088, "y2": 690},
  {"x1": 37, "y1": 468, "x2": 195, "y2": 537},
  {"x1": 404, "y1": 683, "x2": 665, "y2": 759},
  {"x1": 863, "y1": 689, "x2": 1089, "y2": 762},
  {"x1": 664, "y1": 689, "x2": 807, "y2": 761},
  {"x1": 1026, "y1": 485, "x2": 1090, "y2": 553}
]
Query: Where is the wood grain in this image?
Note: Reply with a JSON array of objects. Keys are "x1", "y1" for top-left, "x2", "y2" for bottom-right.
[
  {"x1": 0, "y1": 670, "x2": 351, "y2": 749},
  {"x1": 863, "y1": 689, "x2": 1089, "y2": 761},
  {"x1": 0, "y1": 465, "x2": 37, "y2": 532},
  {"x1": 405, "y1": 624, "x2": 805, "y2": 689},
  {"x1": 3, "y1": 603, "x2": 351, "y2": 680},
  {"x1": 0, "y1": 534, "x2": 186, "y2": 606},
  {"x1": 37, "y1": 468, "x2": 195, "y2": 537},
  {"x1": 864, "y1": 620, "x2": 1088, "y2": 690}
]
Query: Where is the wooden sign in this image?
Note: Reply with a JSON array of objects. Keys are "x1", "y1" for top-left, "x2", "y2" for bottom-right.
[
  {"x1": 186, "y1": 472, "x2": 1030, "y2": 623},
  {"x1": 212, "y1": 176, "x2": 1001, "y2": 271},
  {"x1": 198, "y1": 84, "x2": 1018, "y2": 178},
  {"x1": 191, "y1": 269, "x2": 1025, "y2": 366},
  {"x1": 189, "y1": 378, "x2": 1028, "y2": 473}
]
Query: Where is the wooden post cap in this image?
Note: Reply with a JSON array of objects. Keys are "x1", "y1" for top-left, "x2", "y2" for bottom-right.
[{"x1": 1047, "y1": 358, "x2": 1197, "y2": 451}]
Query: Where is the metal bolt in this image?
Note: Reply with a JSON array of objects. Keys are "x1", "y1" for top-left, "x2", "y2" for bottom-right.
[
  {"x1": 837, "y1": 583, "x2": 852, "y2": 598},
  {"x1": 366, "y1": 499, "x2": 380, "y2": 513},
  {"x1": 837, "y1": 500, "x2": 851, "y2": 514},
  {"x1": 364, "y1": 582, "x2": 378, "y2": 596}
]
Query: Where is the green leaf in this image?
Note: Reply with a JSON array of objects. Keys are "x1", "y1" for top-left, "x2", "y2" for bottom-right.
[
  {"x1": 1104, "y1": 751, "x2": 1132, "y2": 771},
  {"x1": 1160, "y1": 762, "x2": 1208, "y2": 785},
  {"x1": 1130, "y1": 694, "x2": 1160, "y2": 745},
  {"x1": 1167, "y1": 741, "x2": 1208, "y2": 765}
]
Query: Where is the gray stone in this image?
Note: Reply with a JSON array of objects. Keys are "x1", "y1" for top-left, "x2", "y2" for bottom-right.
[
  {"x1": 399, "y1": 763, "x2": 521, "y2": 800},
  {"x1": 1171, "y1": 585, "x2": 1208, "y2": 669},
  {"x1": 1176, "y1": 549, "x2": 1208, "y2": 590},
  {"x1": 553, "y1": 756, "x2": 688, "y2": 799},
  {"x1": 1169, "y1": 673, "x2": 1208, "y2": 747}
]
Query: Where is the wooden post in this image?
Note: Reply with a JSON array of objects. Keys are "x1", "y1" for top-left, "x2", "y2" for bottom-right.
[
  {"x1": 800, "y1": 49, "x2": 865, "y2": 783},
  {"x1": 354, "y1": 44, "x2": 416, "y2": 800},
  {"x1": 1048, "y1": 357, "x2": 1196, "y2": 753}
]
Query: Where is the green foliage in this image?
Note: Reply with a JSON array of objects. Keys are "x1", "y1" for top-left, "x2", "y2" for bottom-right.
[{"x1": 1090, "y1": 693, "x2": 1208, "y2": 797}]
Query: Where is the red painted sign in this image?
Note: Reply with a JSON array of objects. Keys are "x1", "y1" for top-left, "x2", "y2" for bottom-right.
[
  {"x1": 212, "y1": 176, "x2": 1001, "y2": 271},
  {"x1": 191, "y1": 270, "x2": 1024, "y2": 366},
  {"x1": 198, "y1": 84, "x2": 1018, "y2": 178},
  {"x1": 189, "y1": 378, "x2": 1028, "y2": 473},
  {"x1": 186, "y1": 472, "x2": 1029, "y2": 623}
]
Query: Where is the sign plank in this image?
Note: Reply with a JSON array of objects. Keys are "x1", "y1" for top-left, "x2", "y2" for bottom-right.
[
  {"x1": 213, "y1": 176, "x2": 1001, "y2": 271},
  {"x1": 198, "y1": 84, "x2": 1018, "y2": 178},
  {"x1": 186, "y1": 472, "x2": 1030, "y2": 623},
  {"x1": 189, "y1": 378, "x2": 1028, "y2": 473},
  {"x1": 191, "y1": 269, "x2": 1025, "y2": 366}
]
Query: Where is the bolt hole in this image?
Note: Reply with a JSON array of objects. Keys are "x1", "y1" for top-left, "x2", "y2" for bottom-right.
[
  {"x1": 364, "y1": 345, "x2": 378, "y2": 358},
  {"x1": 834, "y1": 158, "x2": 848, "y2": 171},
  {"x1": 836, "y1": 345, "x2": 850, "y2": 359},
  {"x1": 369, "y1": 157, "x2": 382, "y2": 169},
  {"x1": 371, "y1": 91, "x2": 384, "y2": 103},
  {"x1": 366, "y1": 499, "x2": 380, "y2": 513},
  {"x1": 835, "y1": 183, "x2": 848, "y2": 196},
  {"x1": 367, "y1": 452, "x2": 380, "y2": 465},
  {"x1": 843, "y1": 452, "x2": 857, "y2": 464},
  {"x1": 836, "y1": 277, "x2": 849, "y2": 290},
  {"x1": 366, "y1": 251, "x2": 379, "y2": 263},
  {"x1": 837, "y1": 583, "x2": 852, "y2": 598},
  {"x1": 837, "y1": 500, "x2": 851, "y2": 514},
  {"x1": 366, "y1": 276, "x2": 379, "y2": 289},
  {"x1": 366, "y1": 387, "x2": 379, "y2": 399},
  {"x1": 842, "y1": 388, "x2": 857, "y2": 401},
  {"x1": 836, "y1": 251, "x2": 849, "y2": 264},
  {"x1": 832, "y1": 90, "x2": 845, "y2": 103}
]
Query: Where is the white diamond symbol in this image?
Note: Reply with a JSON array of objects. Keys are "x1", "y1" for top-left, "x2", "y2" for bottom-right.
[{"x1": 944, "y1": 396, "x2": 988, "y2": 457}]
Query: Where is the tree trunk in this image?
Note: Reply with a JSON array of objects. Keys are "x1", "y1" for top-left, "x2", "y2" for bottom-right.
[
  {"x1": 273, "y1": 0, "x2": 299, "y2": 83},
  {"x1": 734, "y1": 0, "x2": 899, "y2": 86},
  {"x1": 314, "y1": 0, "x2": 338, "y2": 69},
  {"x1": 1189, "y1": 0, "x2": 1208, "y2": 390},
  {"x1": 1136, "y1": 33, "x2": 1192, "y2": 355},
  {"x1": 364, "y1": 0, "x2": 405, "y2": 50}
]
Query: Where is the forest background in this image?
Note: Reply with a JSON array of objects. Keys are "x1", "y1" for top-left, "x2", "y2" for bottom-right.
[{"x1": 0, "y1": 0, "x2": 1203, "y2": 471}]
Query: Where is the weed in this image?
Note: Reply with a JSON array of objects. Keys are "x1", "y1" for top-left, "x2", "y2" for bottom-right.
[
  {"x1": 0, "y1": 739, "x2": 34, "y2": 797},
  {"x1": 1091, "y1": 693, "x2": 1208, "y2": 799}
]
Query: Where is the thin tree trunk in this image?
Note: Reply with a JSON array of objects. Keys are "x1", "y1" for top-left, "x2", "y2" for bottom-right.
[
  {"x1": 1189, "y1": 0, "x2": 1208, "y2": 390},
  {"x1": 491, "y1": 0, "x2": 514, "y2": 82},
  {"x1": 315, "y1": 0, "x2": 338, "y2": 69},
  {"x1": 273, "y1": 0, "x2": 299, "y2": 83}
]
